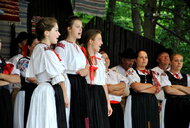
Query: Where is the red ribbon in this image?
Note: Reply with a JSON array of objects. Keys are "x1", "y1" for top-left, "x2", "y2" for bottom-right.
[
  {"x1": 81, "y1": 47, "x2": 87, "y2": 56},
  {"x1": 173, "y1": 73, "x2": 180, "y2": 79},
  {"x1": 90, "y1": 56, "x2": 101, "y2": 60},
  {"x1": 81, "y1": 47, "x2": 88, "y2": 64},
  {"x1": 139, "y1": 69, "x2": 150, "y2": 74},
  {"x1": 52, "y1": 50, "x2": 62, "y2": 61},
  {"x1": 89, "y1": 65, "x2": 98, "y2": 84}
]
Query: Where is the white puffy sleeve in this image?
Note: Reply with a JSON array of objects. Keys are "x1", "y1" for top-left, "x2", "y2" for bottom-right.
[
  {"x1": 26, "y1": 46, "x2": 44, "y2": 78},
  {"x1": 26, "y1": 44, "x2": 66, "y2": 85},
  {"x1": 54, "y1": 41, "x2": 68, "y2": 67},
  {"x1": 126, "y1": 68, "x2": 140, "y2": 86},
  {"x1": 44, "y1": 50, "x2": 66, "y2": 85},
  {"x1": 116, "y1": 71, "x2": 129, "y2": 85},
  {"x1": 160, "y1": 73, "x2": 172, "y2": 87}
]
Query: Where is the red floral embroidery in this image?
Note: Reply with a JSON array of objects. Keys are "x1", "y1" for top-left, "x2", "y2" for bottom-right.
[{"x1": 57, "y1": 42, "x2": 65, "y2": 49}]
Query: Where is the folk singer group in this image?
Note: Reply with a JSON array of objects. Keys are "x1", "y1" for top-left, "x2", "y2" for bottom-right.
[{"x1": 0, "y1": 16, "x2": 190, "y2": 128}]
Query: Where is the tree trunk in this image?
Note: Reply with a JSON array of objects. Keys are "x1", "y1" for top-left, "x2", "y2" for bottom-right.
[
  {"x1": 142, "y1": 0, "x2": 157, "y2": 40},
  {"x1": 107, "y1": 0, "x2": 116, "y2": 22},
  {"x1": 131, "y1": 0, "x2": 141, "y2": 35},
  {"x1": 173, "y1": 0, "x2": 185, "y2": 47},
  {"x1": 173, "y1": 1, "x2": 184, "y2": 36}
]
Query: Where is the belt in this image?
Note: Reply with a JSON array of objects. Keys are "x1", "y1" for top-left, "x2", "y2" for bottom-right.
[{"x1": 110, "y1": 100, "x2": 120, "y2": 104}]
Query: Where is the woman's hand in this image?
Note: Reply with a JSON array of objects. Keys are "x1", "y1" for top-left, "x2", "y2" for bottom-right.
[
  {"x1": 77, "y1": 68, "x2": 88, "y2": 77},
  {"x1": 108, "y1": 103, "x2": 113, "y2": 116},
  {"x1": 64, "y1": 94, "x2": 69, "y2": 108},
  {"x1": 59, "y1": 82, "x2": 69, "y2": 108}
]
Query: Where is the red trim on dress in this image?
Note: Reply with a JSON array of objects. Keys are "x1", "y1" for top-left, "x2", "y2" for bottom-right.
[
  {"x1": 110, "y1": 100, "x2": 120, "y2": 104},
  {"x1": 3, "y1": 63, "x2": 14, "y2": 74}
]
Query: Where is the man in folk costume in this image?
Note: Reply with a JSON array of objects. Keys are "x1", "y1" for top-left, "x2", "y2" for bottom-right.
[{"x1": 111, "y1": 48, "x2": 135, "y2": 111}]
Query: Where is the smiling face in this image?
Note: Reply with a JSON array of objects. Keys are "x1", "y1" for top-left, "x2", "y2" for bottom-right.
[
  {"x1": 90, "y1": 33, "x2": 103, "y2": 53},
  {"x1": 136, "y1": 51, "x2": 148, "y2": 69},
  {"x1": 68, "y1": 20, "x2": 82, "y2": 40},
  {"x1": 47, "y1": 23, "x2": 60, "y2": 44}
]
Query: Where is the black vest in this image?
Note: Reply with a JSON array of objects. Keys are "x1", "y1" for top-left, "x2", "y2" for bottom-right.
[
  {"x1": 165, "y1": 71, "x2": 188, "y2": 98},
  {"x1": 130, "y1": 69, "x2": 153, "y2": 95},
  {"x1": 165, "y1": 71, "x2": 187, "y2": 87}
]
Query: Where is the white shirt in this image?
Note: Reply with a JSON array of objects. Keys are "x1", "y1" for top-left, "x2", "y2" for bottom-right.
[
  {"x1": 106, "y1": 69, "x2": 129, "y2": 102},
  {"x1": 9, "y1": 54, "x2": 23, "y2": 67},
  {"x1": 85, "y1": 53, "x2": 106, "y2": 85},
  {"x1": 161, "y1": 71, "x2": 190, "y2": 87},
  {"x1": 111, "y1": 65, "x2": 126, "y2": 77},
  {"x1": 8, "y1": 54, "x2": 22, "y2": 88},
  {"x1": 17, "y1": 56, "x2": 30, "y2": 77},
  {"x1": 17, "y1": 56, "x2": 32, "y2": 83},
  {"x1": 55, "y1": 40, "x2": 86, "y2": 74},
  {"x1": 152, "y1": 66, "x2": 167, "y2": 101},
  {"x1": 126, "y1": 68, "x2": 159, "y2": 87},
  {"x1": 26, "y1": 44, "x2": 66, "y2": 85}
]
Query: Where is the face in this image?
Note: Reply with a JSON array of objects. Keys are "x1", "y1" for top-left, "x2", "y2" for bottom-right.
[
  {"x1": 28, "y1": 38, "x2": 39, "y2": 53},
  {"x1": 101, "y1": 53, "x2": 110, "y2": 68},
  {"x1": 68, "y1": 20, "x2": 83, "y2": 39},
  {"x1": 91, "y1": 33, "x2": 103, "y2": 52},
  {"x1": 170, "y1": 54, "x2": 183, "y2": 71},
  {"x1": 48, "y1": 23, "x2": 60, "y2": 44},
  {"x1": 136, "y1": 51, "x2": 148, "y2": 68},
  {"x1": 121, "y1": 58, "x2": 135, "y2": 70},
  {"x1": 157, "y1": 52, "x2": 170, "y2": 66}
]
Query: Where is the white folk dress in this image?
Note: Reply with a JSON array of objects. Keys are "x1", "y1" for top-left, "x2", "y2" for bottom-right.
[
  {"x1": 26, "y1": 44, "x2": 66, "y2": 128},
  {"x1": 55, "y1": 40, "x2": 88, "y2": 128},
  {"x1": 85, "y1": 53, "x2": 110, "y2": 128}
]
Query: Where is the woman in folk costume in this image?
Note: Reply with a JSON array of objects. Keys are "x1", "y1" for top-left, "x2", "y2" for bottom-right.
[
  {"x1": 0, "y1": 40, "x2": 20, "y2": 128},
  {"x1": 14, "y1": 34, "x2": 39, "y2": 128},
  {"x1": 124, "y1": 50, "x2": 160, "y2": 128},
  {"x1": 55, "y1": 16, "x2": 90, "y2": 128},
  {"x1": 101, "y1": 51, "x2": 130, "y2": 128},
  {"x1": 83, "y1": 29, "x2": 112, "y2": 128},
  {"x1": 9, "y1": 32, "x2": 29, "y2": 102},
  {"x1": 26, "y1": 17, "x2": 68, "y2": 128},
  {"x1": 161, "y1": 53, "x2": 190, "y2": 128}
]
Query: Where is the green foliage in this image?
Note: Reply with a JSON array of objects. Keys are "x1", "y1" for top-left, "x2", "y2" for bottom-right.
[
  {"x1": 74, "y1": 12, "x2": 94, "y2": 26},
  {"x1": 74, "y1": 0, "x2": 190, "y2": 73},
  {"x1": 113, "y1": 1, "x2": 133, "y2": 30}
]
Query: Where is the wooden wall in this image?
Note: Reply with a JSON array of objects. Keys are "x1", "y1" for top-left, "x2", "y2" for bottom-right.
[
  {"x1": 84, "y1": 17, "x2": 165, "y2": 68},
  {"x1": 0, "y1": 0, "x2": 28, "y2": 58}
]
